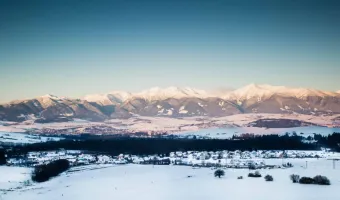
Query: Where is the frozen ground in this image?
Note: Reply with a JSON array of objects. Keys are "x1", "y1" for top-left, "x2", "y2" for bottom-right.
[{"x1": 1, "y1": 158, "x2": 340, "y2": 200}]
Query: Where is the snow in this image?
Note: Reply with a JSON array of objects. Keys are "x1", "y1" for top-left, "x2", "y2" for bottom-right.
[
  {"x1": 179, "y1": 110, "x2": 188, "y2": 114},
  {"x1": 298, "y1": 105, "x2": 304, "y2": 110},
  {"x1": 224, "y1": 84, "x2": 340, "y2": 101},
  {"x1": 83, "y1": 87, "x2": 214, "y2": 103},
  {"x1": 0, "y1": 166, "x2": 31, "y2": 191},
  {"x1": 134, "y1": 86, "x2": 213, "y2": 101},
  {"x1": 167, "y1": 110, "x2": 173, "y2": 116},
  {"x1": 2, "y1": 159, "x2": 340, "y2": 200},
  {"x1": 0, "y1": 131, "x2": 63, "y2": 144},
  {"x1": 1, "y1": 113, "x2": 339, "y2": 136},
  {"x1": 84, "y1": 91, "x2": 132, "y2": 105},
  {"x1": 198, "y1": 102, "x2": 205, "y2": 107},
  {"x1": 40, "y1": 94, "x2": 60, "y2": 100},
  {"x1": 179, "y1": 106, "x2": 188, "y2": 114},
  {"x1": 173, "y1": 126, "x2": 340, "y2": 139}
]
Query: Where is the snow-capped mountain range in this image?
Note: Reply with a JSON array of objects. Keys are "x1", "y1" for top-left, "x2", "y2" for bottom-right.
[
  {"x1": 1, "y1": 84, "x2": 340, "y2": 122},
  {"x1": 84, "y1": 87, "x2": 210, "y2": 104}
]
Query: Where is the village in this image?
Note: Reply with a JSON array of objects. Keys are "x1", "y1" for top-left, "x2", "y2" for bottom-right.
[{"x1": 6, "y1": 148, "x2": 335, "y2": 169}]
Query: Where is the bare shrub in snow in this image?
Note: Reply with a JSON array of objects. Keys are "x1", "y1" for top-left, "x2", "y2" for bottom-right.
[
  {"x1": 237, "y1": 176, "x2": 243, "y2": 179},
  {"x1": 290, "y1": 174, "x2": 300, "y2": 183}
]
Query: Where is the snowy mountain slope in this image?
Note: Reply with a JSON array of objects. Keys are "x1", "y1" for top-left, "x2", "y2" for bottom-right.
[
  {"x1": 224, "y1": 84, "x2": 339, "y2": 101},
  {"x1": 85, "y1": 87, "x2": 212, "y2": 105},
  {"x1": 0, "y1": 94, "x2": 108, "y2": 122},
  {"x1": 1, "y1": 85, "x2": 340, "y2": 122},
  {"x1": 84, "y1": 91, "x2": 132, "y2": 106},
  {"x1": 133, "y1": 86, "x2": 213, "y2": 101}
]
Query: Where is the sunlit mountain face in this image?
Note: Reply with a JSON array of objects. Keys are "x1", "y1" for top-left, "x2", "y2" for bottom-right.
[{"x1": 1, "y1": 84, "x2": 340, "y2": 122}]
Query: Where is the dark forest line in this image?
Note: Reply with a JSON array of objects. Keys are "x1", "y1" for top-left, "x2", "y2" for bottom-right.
[{"x1": 4, "y1": 133, "x2": 340, "y2": 157}]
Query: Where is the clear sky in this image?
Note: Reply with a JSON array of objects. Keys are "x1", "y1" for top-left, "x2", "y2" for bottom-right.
[{"x1": 0, "y1": 0, "x2": 339, "y2": 102}]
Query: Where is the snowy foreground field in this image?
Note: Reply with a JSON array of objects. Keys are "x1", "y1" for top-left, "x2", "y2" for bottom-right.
[{"x1": 1, "y1": 159, "x2": 340, "y2": 200}]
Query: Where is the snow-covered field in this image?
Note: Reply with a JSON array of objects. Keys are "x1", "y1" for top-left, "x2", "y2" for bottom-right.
[
  {"x1": 0, "y1": 131, "x2": 63, "y2": 144},
  {"x1": 0, "y1": 113, "x2": 339, "y2": 134},
  {"x1": 0, "y1": 166, "x2": 31, "y2": 191},
  {"x1": 174, "y1": 126, "x2": 340, "y2": 139},
  {"x1": 1, "y1": 158, "x2": 340, "y2": 200}
]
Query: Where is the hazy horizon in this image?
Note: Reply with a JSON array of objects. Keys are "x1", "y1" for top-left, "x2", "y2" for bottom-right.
[{"x1": 1, "y1": 0, "x2": 339, "y2": 102}]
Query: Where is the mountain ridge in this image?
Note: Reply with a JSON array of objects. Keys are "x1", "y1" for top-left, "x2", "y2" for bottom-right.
[{"x1": 1, "y1": 84, "x2": 340, "y2": 122}]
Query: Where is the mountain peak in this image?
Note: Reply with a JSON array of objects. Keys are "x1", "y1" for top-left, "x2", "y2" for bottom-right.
[
  {"x1": 135, "y1": 86, "x2": 210, "y2": 101},
  {"x1": 41, "y1": 94, "x2": 60, "y2": 99}
]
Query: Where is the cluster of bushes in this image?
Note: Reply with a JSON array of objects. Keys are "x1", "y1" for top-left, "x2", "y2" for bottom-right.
[
  {"x1": 248, "y1": 171, "x2": 262, "y2": 178},
  {"x1": 264, "y1": 175, "x2": 273, "y2": 181},
  {"x1": 290, "y1": 174, "x2": 330, "y2": 185},
  {"x1": 32, "y1": 159, "x2": 70, "y2": 182},
  {"x1": 214, "y1": 171, "x2": 273, "y2": 182}
]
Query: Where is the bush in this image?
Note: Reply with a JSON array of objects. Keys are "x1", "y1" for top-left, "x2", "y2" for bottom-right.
[
  {"x1": 0, "y1": 150, "x2": 6, "y2": 165},
  {"x1": 299, "y1": 177, "x2": 314, "y2": 184},
  {"x1": 264, "y1": 175, "x2": 273, "y2": 181},
  {"x1": 313, "y1": 175, "x2": 330, "y2": 185},
  {"x1": 248, "y1": 171, "x2": 262, "y2": 178},
  {"x1": 23, "y1": 180, "x2": 31, "y2": 186},
  {"x1": 248, "y1": 164, "x2": 256, "y2": 170},
  {"x1": 214, "y1": 169, "x2": 225, "y2": 178},
  {"x1": 237, "y1": 176, "x2": 243, "y2": 179},
  {"x1": 290, "y1": 174, "x2": 300, "y2": 183},
  {"x1": 32, "y1": 159, "x2": 70, "y2": 182}
]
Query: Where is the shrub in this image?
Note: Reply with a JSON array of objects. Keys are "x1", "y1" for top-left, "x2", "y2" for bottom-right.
[
  {"x1": 248, "y1": 171, "x2": 262, "y2": 178},
  {"x1": 248, "y1": 164, "x2": 256, "y2": 170},
  {"x1": 23, "y1": 180, "x2": 31, "y2": 186},
  {"x1": 32, "y1": 159, "x2": 70, "y2": 182},
  {"x1": 264, "y1": 175, "x2": 273, "y2": 181},
  {"x1": 0, "y1": 150, "x2": 6, "y2": 165},
  {"x1": 214, "y1": 169, "x2": 225, "y2": 178},
  {"x1": 299, "y1": 177, "x2": 314, "y2": 184},
  {"x1": 313, "y1": 175, "x2": 330, "y2": 185},
  {"x1": 237, "y1": 176, "x2": 243, "y2": 179},
  {"x1": 290, "y1": 174, "x2": 300, "y2": 183}
]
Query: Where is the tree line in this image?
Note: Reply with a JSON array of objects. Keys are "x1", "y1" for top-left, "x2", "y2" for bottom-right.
[{"x1": 4, "y1": 133, "x2": 340, "y2": 158}]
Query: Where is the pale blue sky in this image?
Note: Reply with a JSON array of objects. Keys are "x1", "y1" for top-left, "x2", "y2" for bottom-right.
[{"x1": 0, "y1": 0, "x2": 339, "y2": 102}]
